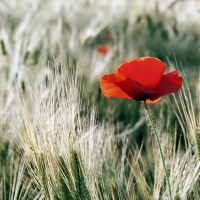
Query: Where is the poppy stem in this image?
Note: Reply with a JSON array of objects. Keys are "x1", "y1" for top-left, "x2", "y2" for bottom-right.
[{"x1": 144, "y1": 101, "x2": 172, "y2": 200}]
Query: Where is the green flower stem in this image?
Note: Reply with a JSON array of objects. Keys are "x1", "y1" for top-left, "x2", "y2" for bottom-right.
[{"x1": 144, "y1": 101, "x2": 172, "y2": 200}]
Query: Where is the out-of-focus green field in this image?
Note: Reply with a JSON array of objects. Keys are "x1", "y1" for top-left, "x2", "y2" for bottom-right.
[{"x1": 0, "y1": 0, "x2": 199, "y2": 199}]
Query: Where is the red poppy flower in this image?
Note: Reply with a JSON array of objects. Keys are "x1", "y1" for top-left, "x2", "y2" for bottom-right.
[
  {"x1": 100, "y1": 56, "x2": 183, "y2": 103},
  {"x1": 96, "y1": 45, "x2": 111, "y2": 56}
]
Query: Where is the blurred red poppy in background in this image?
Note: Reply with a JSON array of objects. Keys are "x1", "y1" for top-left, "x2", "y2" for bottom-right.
[
  {"x1": 96, "y1": 45, "x2": 110, "y2": 56},
  {"x1": 102, "y1": 34, "x2": 113, "y2": 40},
  {"x1": 100, "y1": 56, "x2": 183, "y2": 103}
]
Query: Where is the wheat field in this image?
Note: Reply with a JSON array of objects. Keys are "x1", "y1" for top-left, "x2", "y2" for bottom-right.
[{"x1": 0, "y1": 0, "x2": 199, "y2": 199}]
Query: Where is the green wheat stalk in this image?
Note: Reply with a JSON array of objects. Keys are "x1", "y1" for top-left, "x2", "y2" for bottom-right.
[
  {"x1": 35, "y1": 153, "x2": 51, "y2": 199},
  {"x1": 195, "y1": 128, "x2": 200, "y2": 160},
  {"x1": 70, "y1": 150, "x2": 91, "y2": 200},
  {"x1": 110, "y1": 183, "x2": 119, "y2": 200},
  {"x1": 58, "y1": 156, "x2": 75, "y2": 200}
]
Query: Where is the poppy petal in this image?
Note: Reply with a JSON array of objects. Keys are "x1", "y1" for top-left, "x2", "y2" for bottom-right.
[
  {"x1": 164, "y1": 71, "x2": 179, "y2": 76},
  {"x1": 116, "y1": 57, "x2": 166, "y2": 89},
  {"x1": 100, "y1": 73, "x2": 132, "y2": 99},
  {"x1": 132, "y1": 80, "x2": 156, "y2": 94},
  {"x1": 142, "y1": 71, "x2": 182, "y2": 103},
  {"x1": 145, "y1": 97, "x2": 162, "y2": 104},
  {"x1": 100, "y1": 73, "x2": 152, "y2": 100},
  {"x1": 154, "y1": 70, "x2": 183, "y2": 97}
]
